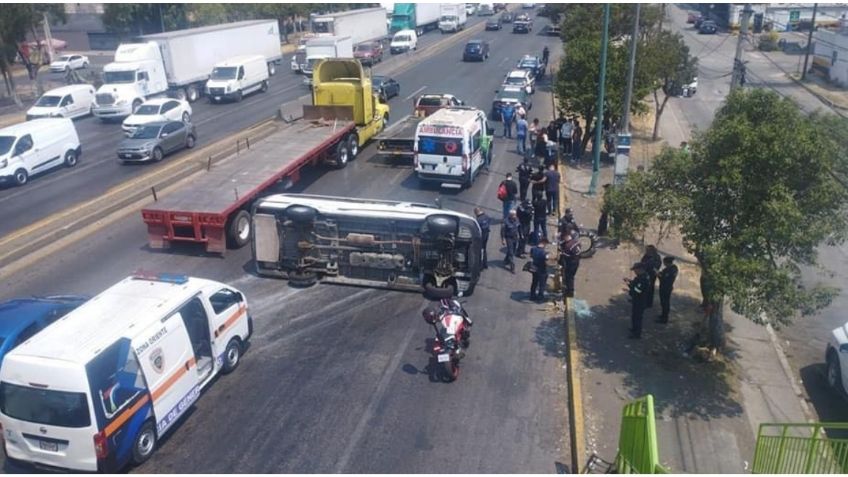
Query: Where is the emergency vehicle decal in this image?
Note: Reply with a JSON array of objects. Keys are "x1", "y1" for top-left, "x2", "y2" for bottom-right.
[
  {"x1": 214, "y1": 305, "x2": 246, "y2": 339},
  {"x1": 156, "y1": 384, "x2": 201, "y2": 435}
]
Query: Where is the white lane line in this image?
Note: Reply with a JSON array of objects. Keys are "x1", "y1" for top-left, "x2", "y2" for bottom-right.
[
  {"x1": 404, "y1": 85, "x2": 427, "y2": 102},
  {"x1": 498, "y1": 56, "x2": 510, "y2": 66}
]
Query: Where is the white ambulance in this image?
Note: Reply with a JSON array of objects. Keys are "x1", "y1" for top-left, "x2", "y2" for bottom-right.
[
  {"x1": 414, "y1": 107, "x2": 493, "y2": 189},
  {"x1": 0, "y1": 272, "x2": 252, "y2": 472}
]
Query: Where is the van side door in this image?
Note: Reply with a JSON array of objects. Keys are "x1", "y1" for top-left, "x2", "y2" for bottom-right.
[
  {"x1": 13, "y1": 134, "x2": 38, "y2": 172},
  {"x1": 205, "y1": 287, "x2": 248, "y2": 367},
  {"x1": 133, "y1": 312, "x2": 200, "y2": 436},
  {"x1": 59, "y1": 94, "x2": 76, "y2": 118}
]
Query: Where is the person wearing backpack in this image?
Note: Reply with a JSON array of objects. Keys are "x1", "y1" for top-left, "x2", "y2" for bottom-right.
[{"x1": 497, "y1": 173, "x2": 518, "y2": 220}]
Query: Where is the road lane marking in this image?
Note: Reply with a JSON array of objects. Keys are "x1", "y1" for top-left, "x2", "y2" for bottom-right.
[{"x1": 404, "y1": 86, "x2": 427, "y2": 102}]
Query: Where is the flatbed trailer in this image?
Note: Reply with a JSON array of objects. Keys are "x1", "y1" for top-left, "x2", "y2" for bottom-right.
[
  {"x1": 374, "y1": 114, "x2": 422, "y2": 158},
  {"x1": 141, "y1": 105, "x2": 359, "y2": 253}
]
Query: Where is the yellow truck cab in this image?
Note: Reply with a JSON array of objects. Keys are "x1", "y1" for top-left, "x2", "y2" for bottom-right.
[{"x1": 311, "y1": 58, "x2": 389, "y2": 155}]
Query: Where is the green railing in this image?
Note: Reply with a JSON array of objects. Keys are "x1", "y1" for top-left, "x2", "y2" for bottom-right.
[
  {"x1": 752, "y1": 423, "x2": 848, "y2": 474},
  {"x1": 614, "y1": 395, "x2": 669, "y2": 474}
]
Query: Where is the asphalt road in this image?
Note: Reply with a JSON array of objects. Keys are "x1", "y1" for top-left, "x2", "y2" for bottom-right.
[
  {"x1": 0, "y1": 11, "x2": 570, "y2": 474},
  {"x1": 0, "y1": 14, "x2": 495, "y2": 238},
  {"x1": 668, "y1": 6, "x2": 848, "y2": 426}
]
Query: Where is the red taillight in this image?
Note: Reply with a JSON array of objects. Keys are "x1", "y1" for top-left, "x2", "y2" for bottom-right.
[
  {"x1": 462, "y1": 154, "x2": 469, "y2": 172},
  {"x1": 94, "y1": 431, "x2": 108, "y2": 459}
]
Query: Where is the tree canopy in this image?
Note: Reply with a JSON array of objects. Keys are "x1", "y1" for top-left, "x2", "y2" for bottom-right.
[{"x1": 0, "y1": 4, "x2": 65, "y2": 104}]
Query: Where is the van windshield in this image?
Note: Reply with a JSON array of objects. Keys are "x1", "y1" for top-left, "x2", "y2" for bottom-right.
[
  {"x1": 103, "y1": 71, "x2": 136, "y2": 84},
  {"x1": 394, "y1": 35, "x2": 410, "y2": 43},
  {"x1": 418, "y1": 135, "x2": 465, "y2": 156},
  {"x1": 35, "y1": 95, "x2": 62, "y2": 107},
  {"x1": 0, "y1": 382, "x2": 91, "y2": 428},
  {"x1": 210, "y1": 66, "x2": 238, "y2": 80},
  {"x1": 0, "y1": 136, "x2": 15, "y2": 155}
]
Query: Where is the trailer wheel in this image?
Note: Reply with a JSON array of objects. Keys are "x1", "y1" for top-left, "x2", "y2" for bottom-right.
[
  {"x1": 347, "y1": 134, "x2": 359, "y2": 159},
  {"x1": 226, "y1": 210, "x2": 252, "y2": 249},
  {"x1": 186, "y1": 85, "x2": 200, "y2": 103},
  {"x1": 334, "y1": 141, "x2": 350, "y2": 169}
]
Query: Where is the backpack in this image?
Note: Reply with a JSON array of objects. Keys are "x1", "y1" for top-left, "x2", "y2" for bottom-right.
[{"x1": 497, "y1": 182, "x2": 508, "y2": 201}]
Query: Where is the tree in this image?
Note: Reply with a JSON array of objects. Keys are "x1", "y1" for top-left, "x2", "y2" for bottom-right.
[
  {"x1": 639, "y1": 30, "x2": 697, "y2": 140},
  {"x1": 604, "y1": 89, "x2": 848, "y2": 350},
  {"x1": 102, "y1": 4, "x2": 188, "y2": 34}
]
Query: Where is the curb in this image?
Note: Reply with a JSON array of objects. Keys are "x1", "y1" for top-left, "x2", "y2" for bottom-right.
[{"x1": 764, "y1": 322, "x2": 817, "y2": 422}]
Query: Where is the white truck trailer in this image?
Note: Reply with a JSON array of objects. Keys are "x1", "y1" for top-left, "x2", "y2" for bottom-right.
[
  {"x1": 310, "y1": 7, "x2": 388, "y2": 46},
  {"x1": 302, "y1": 36, "x2": 354, "y2": 87},
  {"x1": 93, "y1": 20, "x2": 282, "y2": 120},
  {"x1": 439, "y1": 4, "x2": 468, "y2": 33}
]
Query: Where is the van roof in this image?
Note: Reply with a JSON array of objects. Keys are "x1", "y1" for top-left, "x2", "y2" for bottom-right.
[
  {"x1": 41, "y1": 84, "x2": 94, "y2": 97},
  {"x1": 213, "y1": 55, "x2": 266, "y2": 67},
  {"x1": 420, "y1": 107, "x2": 480, "y2": 128},
  {"x1": 256, "y1": 193, "x2": 476, "y2": 223},
  {"x1": 0, "y1": 118, "x2": 72, "y2": 137},
  {"x1": 6, "y1": 275, "x2": 218, "y2": 366}
]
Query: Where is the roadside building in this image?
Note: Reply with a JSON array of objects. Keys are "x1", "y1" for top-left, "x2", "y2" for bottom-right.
[{"x1": 812, "y1": 17, "x2": 848, "y2": 86}]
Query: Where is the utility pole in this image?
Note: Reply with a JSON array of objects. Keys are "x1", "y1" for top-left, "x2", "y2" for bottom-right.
[
  {"x1": 588, "y1": 4, "x2": 611, "y2": 195},
  {"x1": 730, "y1": 4, "x2": 754, "y2": 91},
  {"x1": 620, "y1": 4, "x2": 640, "y2": 135},
  {"x1": 802, "y1": 3, "x2": 818, "y2": 80}
]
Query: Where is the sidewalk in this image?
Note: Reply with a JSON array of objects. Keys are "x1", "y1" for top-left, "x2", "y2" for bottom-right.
[{"x1": 564, "y1": 97, "x2": 812, "y2": 472}]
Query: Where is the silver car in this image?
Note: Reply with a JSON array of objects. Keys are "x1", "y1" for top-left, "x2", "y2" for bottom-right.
[{"x1": 116, "y1": 120, "x2": 196, "y2": 163}]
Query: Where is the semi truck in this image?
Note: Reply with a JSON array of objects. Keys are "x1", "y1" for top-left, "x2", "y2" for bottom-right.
[
  {"x1": 310, "y1": 7, "x2": 388, "y2": 46},
  {"x1": 301, "y1": 36, "x2": 354, "y2": 87},
  {"x1": 390, "y1": 3, "x2": 443, "y2": 35},
  {"x1": 439, "y1": 4, "x2": 468, "y2": 33},
  {"x1": 141, "y1": 59, "x2": 389, "y2": 254},
  {"x1": 93, "y1": 20, "x2": 283, "y2": 120}
]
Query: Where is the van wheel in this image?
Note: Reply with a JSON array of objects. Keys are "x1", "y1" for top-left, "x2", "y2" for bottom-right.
[
  {"x1": 260, "y1": 80, "x2": 269, "y2": 93},
  {"x1": 268, "y1": 62, "x2": 276, "y2": 76},
  {"x1": 289, "y1": 270, "x2": 318, "y2": 287},
  {"x1": 131, "y1": 421, "x2": 157, "y2": 465},
  {"x1": 334, "y1": 141, "x2": 350, "y2": 169},
  {"x1": 222, "y1": 339, "x2": 242, "y2": 374},
  {"x1": 152, "y1": 147, "x2": 164, "y2": 162},
  {"x1": 347, "y1": 134, "x2": 359, "y2": 158},
  {"x1": 13, "y1": 169, "x2": 28, "y2": 186},
  {"x1": 424, "y1": 281, "x2": 455, "y2": 299},
  {"x1": 64, "y1": 150, "x2": 78, "y2": 167},
  {"x1": 226, "y1": 210, "x2": 251, "y2": 249}
]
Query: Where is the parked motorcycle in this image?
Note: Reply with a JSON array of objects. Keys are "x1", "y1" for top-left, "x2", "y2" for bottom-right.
[{"x1": 423, "y1": 305, "x2": 471, "y2": 382}]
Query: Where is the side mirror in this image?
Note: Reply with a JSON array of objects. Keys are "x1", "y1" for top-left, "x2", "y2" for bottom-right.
[
  {"x1": 236, "y1": 292, "x2": 245, "y2": 303},
  {"x1": 160, "y1": 132, "x2": 169, "y2": 138}
]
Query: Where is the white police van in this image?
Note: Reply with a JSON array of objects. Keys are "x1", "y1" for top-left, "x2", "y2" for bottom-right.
[{"x1": 0, "y1": 272, "x2": 252, "y2": 472}]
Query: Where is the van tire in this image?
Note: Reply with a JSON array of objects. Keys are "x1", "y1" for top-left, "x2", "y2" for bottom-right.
[
  {"x1": 13, "y1": 169, "x2": 27, "y2": 186},
  {"x1": 289, "y1": 270, "x2": 318, "y2": 287},
  {"x1": 64, "y1": 150, "x2": 78, "y2": 167},
  {"x1": 334, "y1": 141, "x2": 350, "y2": 169},
  {"x1": 424, "y1": 281, "x2": 455, "y2": 299},
  {"x1": 222, "y1": 339, "x2": 242, "y2": 374},
  {"x1": 226, "y1": 210, "x2": 251, "y2": 249},
  {"x1": 131, "y1": 421, "x2": 157, "y2": 465}
]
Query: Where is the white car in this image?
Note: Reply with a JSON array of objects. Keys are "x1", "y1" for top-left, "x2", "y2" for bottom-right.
[
  {"x1": 49, "y1": 54, "x2": 89, "y2": 73},
  {"x1": 682, "y1": 77, "x2": 698, "y2": 97},
  {"x1": 466, "y1": 4, "x2": 477, "y2": 15},
  {"x1": 121, "y1": 98, "x2": 192, "y2": 135},
  {"x1": 503, "y1": 69, "x2": 535, "y2": 94},
  {"x1": 826, "y1": 322, "x2": 848, "y2": 397}
]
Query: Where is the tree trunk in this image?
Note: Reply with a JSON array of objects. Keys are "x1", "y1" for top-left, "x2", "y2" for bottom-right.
[
  {"x1": 651, "y1": 89, "x2": 671, "y2": 141},
  {"x1": 696, "y1": 254, "x2": 726, "y2": 350}
]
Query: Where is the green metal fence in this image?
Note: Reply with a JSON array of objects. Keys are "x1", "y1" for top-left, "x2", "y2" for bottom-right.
[
  {"x1": 614, "y1": 394, "x2": 669, "y2": 474},
  {"x1": 752, "y1": 423, "x2": 848, "y2": 474}
]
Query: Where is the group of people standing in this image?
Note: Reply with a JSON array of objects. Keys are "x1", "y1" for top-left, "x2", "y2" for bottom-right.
[{"x1": 624, "y1": 245, "x2": 679, "y2": 339}]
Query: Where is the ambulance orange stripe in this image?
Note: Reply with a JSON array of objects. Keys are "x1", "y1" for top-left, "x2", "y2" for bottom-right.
[
  {"x1": 104, "y1": 394, "x2": 150, "y2": 437},
  {"x1": 151, "y1": 357, "x2": 196, "y2": 402},
  {"x1": 215, "y1": 306, "x2": 246, "y2": 338}
]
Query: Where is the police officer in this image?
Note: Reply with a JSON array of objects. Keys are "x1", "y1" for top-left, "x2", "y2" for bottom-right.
[
  {"x1": 559, "y1": 232, "x2": 581, "y2": 298},
  {"x1": 501, "y1": 209, "x2": 520, "y2": 273},
  {"x1": 625, "y1": 262, "x2": 650, "y2": 339},
  {"x1": 474, "y1": 207, "x2": 491, "y2": 270},
  {"x1": 532, "y1": 192, "x2": 548, "y2": 242},
  {"x1": 640, "y1": 245, "x2": 662, "y2": 308},
  {"x1": 558, "y1": 208, "x2": 580, "y2": 237},
  {"x1": 657, "y1": 256, "x2": 679, "y2": 323},
  {"x1": 516, "y1": 199, "x2": 534, "y2": 257},
  {"x1": 530, "y1": 238, "x2": 549, "y2": 302},
  {"x1": 516, "y1": 158, "x2": 533, "y2": 202}
]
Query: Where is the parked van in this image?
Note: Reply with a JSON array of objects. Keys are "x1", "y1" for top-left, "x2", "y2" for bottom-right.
[
  {"x1": 390, "y1": 29, "x2": 418, "y2": 54},
  {"x1": 205, "y1": 55, "x2": 270, "y2": 103},
  {"x1": 0, "y1": 272, "x2": 253, "y2": 472},
  {"x1": 0, "y1": 118, "x2": 81, "y2": 186},
  {"x1": 26, "y1": 85, "x2": 96, "y2": 121},
  {"x1": 414, "y1": 107, "x2": 493, "y2": 188}
]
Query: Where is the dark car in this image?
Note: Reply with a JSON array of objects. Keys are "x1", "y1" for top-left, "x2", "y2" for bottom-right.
[
  {"x1": 463, "y1": 40, "x2": 490, "y2": 61},
  {"x1": 501, "y1": 12, "x2": 514, "y2": 23},
  {"x1": 491, "y1": 86, "x2": 532, "y2": 120},
  {"x1": 372, "y1": 75, "x2": 400, "y2": 101},
  {"x1": 117, "y1": 120, "x2": 196, "y2": 163},
  {"x1": 699, "y1": 20, "x2": 718, "y2": 34},
  {"x1": 517, "y1": 55, "x2": 545, "y2": 80},
  {"x1": 513, "y1": 20, "x2": 532, "y2": 33},
  {"x1": 694, "y1": 16, "x2": 706, "y2": 29},
  {"x1": 354, "y1": 41, "x2": 384, "y2": 66},
  {"x1": 485, "y1": 17, "x2": 503, "y2": 30},
  {"x1": 0, "y1": 295, "x2": 88, "y2": 366}
]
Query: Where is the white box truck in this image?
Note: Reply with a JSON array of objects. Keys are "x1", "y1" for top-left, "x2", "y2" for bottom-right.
[
  {"x1": 439, "y1": 4, "x2": 468, "y2": 33},
  {"x1": 310, "y1": 7, "x2": 388, "y2": 46},
  {"x1": 93, "y1": 20, "x2": 282, "y2": 120},
  {"x1": 301, "y1": 36, "x2": 354, "y2": 87}
]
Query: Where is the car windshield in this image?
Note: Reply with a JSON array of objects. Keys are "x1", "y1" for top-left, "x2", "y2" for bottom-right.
[
  {"x1": 418, "y1": 135, "x2": 465, "y2": 156},
  {"x1": 130, "y1": 125, "x2": 161, "y2": 139},
  {"x1": 505, "y1": 77, "x2": 525, "y2": 85},
  {"x1": 56, "y1": 55, "x2": 72, "y2": 62},
  {"x1": 441, "y1": 15, "x2": 457, "y2": 22},
  {"x1": 0, "y1": 136, "x2": 14, "y2": 155},
  {"x1": 520, "y1": 59, "x2": 537, "y2": 68},
  {"x1": 134, "y1": 104, "x2": 161, "y2": 116},
  {"x1": 210, "y1": 66, "x2": 238, "y2": 80},
  {"x1": 500, "y1": 89, "x2": 524, "y2": 100},
  {"x1": 103, "y1": 71, "x2": 136, "y2": 84},
  {"x1": 418, "y1": 96, "x2": 444, "y2": 107},
  {"x1": 0, "y1": 382, "x2": 91, "y2": 428},
  {"x1": 466, "y1": 43, "x2": 481, "y2": 51},
  {"x1": 35, "y1": 95, "x2": 62, "y2": 107}
]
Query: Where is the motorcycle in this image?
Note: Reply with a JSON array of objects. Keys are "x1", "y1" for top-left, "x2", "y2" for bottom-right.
[{"x1": 423, "y1": 305, "x2": 471, "y2": 382}]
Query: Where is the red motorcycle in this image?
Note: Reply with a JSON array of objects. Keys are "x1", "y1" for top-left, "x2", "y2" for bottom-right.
[{"x1": 423, "y1": 304, "x2": 471, "y2": 382}]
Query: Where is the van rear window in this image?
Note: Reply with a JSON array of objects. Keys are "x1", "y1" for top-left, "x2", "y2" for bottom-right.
[
  {"x1": 0, "y1": 382, "x2": 90, "y2": 428},
  {"x1": 418, "y1": 135, "x2": 465, "y2": 156}
]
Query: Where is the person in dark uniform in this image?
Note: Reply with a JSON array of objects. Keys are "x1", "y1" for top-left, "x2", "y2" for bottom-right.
[
  {"x1": 657, "y1": 256, "x2": 679, "y2": 323},
  {"x1": 532, "y1": 192, "x2": 548, "y2": 242},
  {"x1": 558, "y1": 208, "x2": 580, "y2": 237},
  {"x1": 530, "y1": 238, "x2": 549, "y2": 301},
  {"x1": 542, "y1": 45, "x2": 550, "y2": 65},
  {"x1": 625, "y1": 262, "x2": 650, "y2": 339},
  {"x1": 516, "y1": 158, "x2": 533, "y2": 202},
  {"x1": 501, "y1": 209, "x2": 520, "y2": 273},
  {"x1": 640, "y1": 245, "x2": 662, "y2": 308},
  {"x1": 559, "y1": 232, "x2": 581, "y2": 298},
  {"x1": 516, "y1": 199, "x2": 534, "y2": 257},
  {"x1": 474, "y1": 207, "x2": 491, "y2": 270}
]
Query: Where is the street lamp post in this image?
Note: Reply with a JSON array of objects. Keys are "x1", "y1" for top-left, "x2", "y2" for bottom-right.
[{"x1": 588, "y1": 4, "x2": 611, "y2": 196}]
